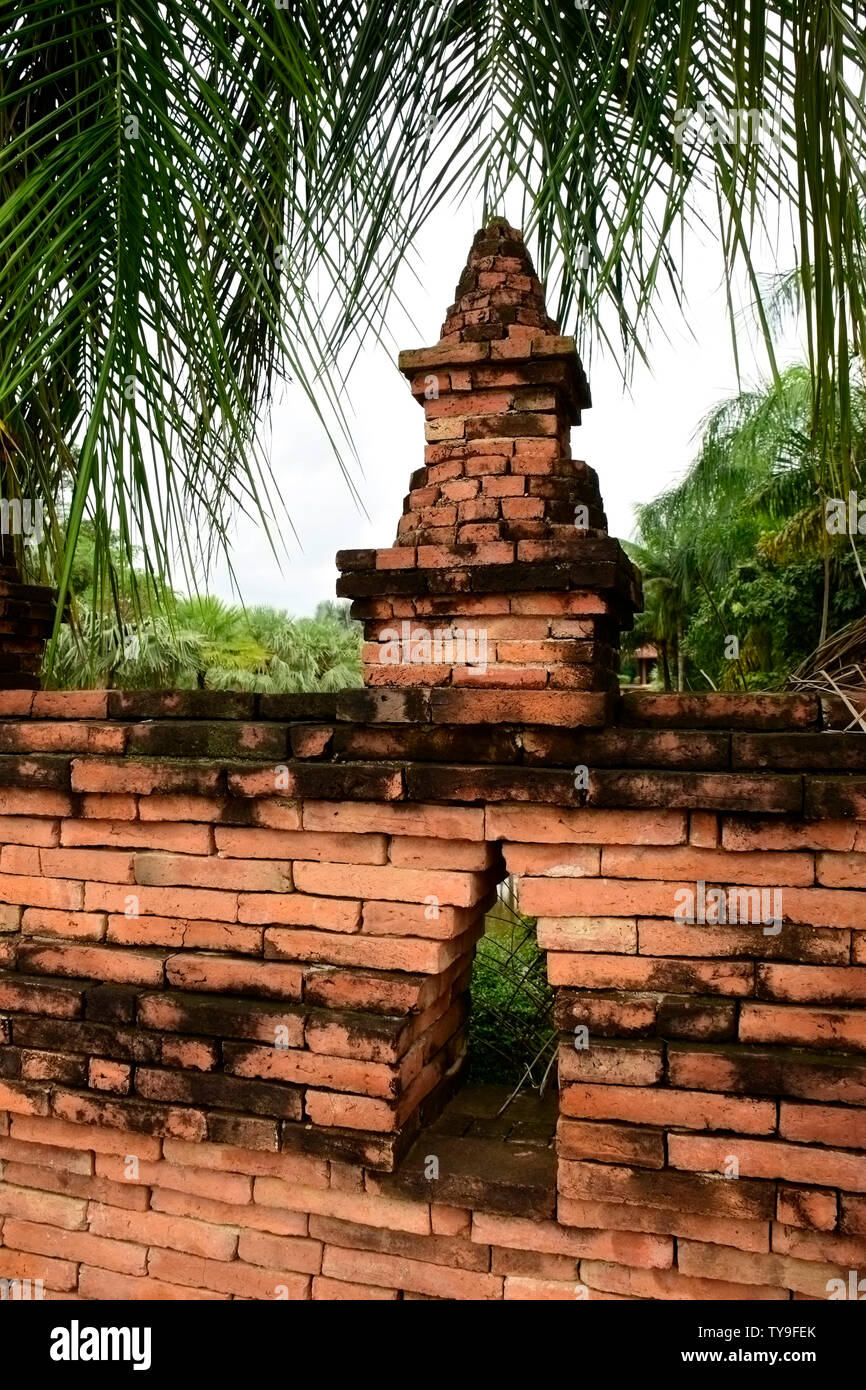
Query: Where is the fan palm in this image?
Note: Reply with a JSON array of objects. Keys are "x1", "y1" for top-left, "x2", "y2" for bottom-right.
[{"x1": 4, "y1": 3, "x2": 866, "y2": 650}]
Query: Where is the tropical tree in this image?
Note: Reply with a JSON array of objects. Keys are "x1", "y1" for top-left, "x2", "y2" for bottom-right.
[
  {"x1": 4, "y1": 3, "x2": 866, "y2": 651},
  {"x1": 629, "y1": 362, "x2": 866, "y2": 689},
  {"x1": 46, "y1": 595, "x2": 363, "y2": 692}
]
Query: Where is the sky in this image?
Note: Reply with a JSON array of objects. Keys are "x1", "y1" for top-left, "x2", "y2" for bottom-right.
[{"x1": 208, "y1": 196, "x2": 805, "y2": 616}]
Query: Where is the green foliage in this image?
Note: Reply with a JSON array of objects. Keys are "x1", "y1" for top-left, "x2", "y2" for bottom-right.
[
  {"x1": 44, "y1": 596, "x2": 362, "y2": 693},
  {"x1": 626, "y1": 363, "x2": 866, "y2": 690},
  {"x1": 468, "y1": 888, "x2": 554, "y2": 1087}
]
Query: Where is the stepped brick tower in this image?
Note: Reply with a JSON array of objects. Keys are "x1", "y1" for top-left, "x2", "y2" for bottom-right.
[{"x1": 337, "y1": 219, "x2": 640, "y2": 697}]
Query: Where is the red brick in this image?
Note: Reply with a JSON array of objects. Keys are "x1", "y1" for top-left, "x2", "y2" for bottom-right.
[
  {"x1": 668, "y1": 1133, "x2": 866, "y2": 1191},
  {"x1": 776, "y1": 1184, "x2": 837, "y2": 1232},
  {"x1": 757, "y1": 962, "x2": 866, "y2": 1004},
  {"x1": 558, "y1": 1161, "x2": 774, "y2": 1219},
  {"x1": 88, "y1": 1058, "x2": 132, "y2": 1094},
  {"x1": 676, "y1": 1239, "x2": 845, "y2": 1299},
  {"x1": 303, "y1": 801, "x2": 484, "y2": 840},
  {"x1": 85, "y1": 881, "x2": 238, "y2": 921},
  {"x1": 0, "y1": 844, "x2": 43, "y2": 875},
  {"x1": 88, "y1": 1201, "x2": 239, "y2": 1259},
  {"x1": 71, "y1": 759, "x2": 221, "y2": 795},
  {"x1": 536, "y1": 917, "x2": 636, "y2": 953},
  {"x1": 31, "y1": 691, "x2": 109, "y2": 719},
  {"x1": 388, "y1": 836, "x2": 496, "y2": 871},
  {"x1": 772, "y1": 1223, "x2": 866, "y2": 1267},
  {"x1": 0, "y1": 1247, "x2": 78, "y2": 1291},
  {"x1": 0, "y1": 872, "x2": 83, "y2": 911},
  {"x1": 41, "y1": 847, "x2": 136, "y2": 882},
  {"x1": 51, "y1": 1087, "x2": 207, "y2": 1142},
  {"x1": 139, "y1": 794, "x2": 226, "y2": 822},
  {"x1": 637, "y1": 919, "x2": 847, "y2": 963},
  {"x1": 0, "y1": 691, "x2": 34, "y2": 716},
  {"x1": 580, "y1": 1258, "x2": 786, "y2": 1301},
  {"x1": 739, "y1": 1001, "x2": 866, "y2": 1051},
  {"x1": 81, "y1": 794, "x2": 138, "y2": 819},
  {"x1": 487, "y1": 805, "x2": 686, "y2": 845},
  {"x1": 305, "y1": 1090, "x2": 396, "y2": 1132},
  {"x1": 107, "y1": 914, "x2": 261, "y2": 954},
  {"x1": 556, "y1": 1197, "x2": 769, "y2": 1252},
  {"x1": 253, "y1": 1176, "x2": 427, "y2": 1232},
  {"x1": 0, "y1": 1134, "x2": 93, "y2": 1174},
  {"x1": 779, "y1": 1101, "x2": 866, "y2": 1147},
  {"x1": 148, "y1": 1247, "x2": 310, "y2": 1299},
  {"x1": 237, "y1": 1229, "x2": 322, "y2": 1274},
  {"x1": 557, "y1": 1118, "x2": 664, "y2": 1168},
  {"x1": 840, "y1": 1194, "x2": 866, "y2": 1236},
  {"x1": 816, "y1": 852, "x2": 866, "y2": 887},
  {"x1": 21, "y1": 907, "x2": 107, "y2": 941},
  {"x1": 134, "y1": 852, "x2": 291, "y2": 893},
  {"x1": 238, "y1": 893, "x2": 361, "y2": 931},
  {"x1": 313, "y1": 1275, "x2": 398, "y2": 1299},
  {"x1": 293, "y1": 862, "x2": 489, "y2": 908},
  {"x1": 548, "y1": 953, "x2": 753, "y2": 995},
  {"x1": 321, "y1": 1244, "x2": 502, "y2": 1299},
  {"x1": 430, "y1": 689, "x2": 607, "y2": 725},
  {"x1": 215, "y1": 827, "x2": 387, "y2": 864},
  {"x1": 503, "y1": 1275, "x2": 582, "y2": 1299},
  {"x1": 361, "y1": 899, "x2": 483, "y2": 942},
  {"x1": 0, "y1": 789, "x2": 72, "y2": 817},
  {"x1": 0, "y1": 1079, "x2": 51, "y2": 1116},
  {"x1": 559, "y1": 1082, "x2": 776, "y2": 1134},
  {"x1": 77, "y1": 1264, "x2": 228, "y2": 1300},
  {"x1": 503, "y1": 844, "x2": 600, "y2": 877},
  {"x1": 0, "y1": 1182, "x2": 87, "y2": 1228},
  {"x1": 160, "y1": 1036, "x2": 219, "y2": 1071},
  {"x1": 600, "y1": 844, "x2": 813, "y2": 886},
  {"x1": 266, "y1": 927, "x2": 469, "y2": 975},
  {"x1": 0, "y1": 815, "x2": 60, "y2": 846},
  {"x1": 0, "y1": 720, "x2": 124, "y2": 753},
  {"x1": 150, "y1": 1184, "x2": 306, "y2": 1235},
  {"x1": 17, "y1": 940, "x2": 165, "y2": 987},
  {"x1": 62, "y1": 818, "x2": 212, "y2": 854},
  {"x1": 3, "y1": 1216, "x2": 146, "y2": 1275},
  {"x1": 224, "y1": 1041, "x2": 396, "y2": 1098},
  {"x1": 558, "y1": 1040, "x2": 663, "y2": 1087}
]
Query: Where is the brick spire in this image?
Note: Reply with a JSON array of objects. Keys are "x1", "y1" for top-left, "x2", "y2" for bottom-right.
[{"x1": 337, "y1": 219, "x2": 640, "y2": 700}]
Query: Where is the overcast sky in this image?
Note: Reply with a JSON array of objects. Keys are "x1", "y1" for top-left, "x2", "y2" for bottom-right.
[{"x1": 209, "y1": 196, "x2": 804, "y2": 616}]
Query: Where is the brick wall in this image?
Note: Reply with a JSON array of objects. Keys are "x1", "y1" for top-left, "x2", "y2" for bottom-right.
[
  {"x1": 0, "y1": 222, "x2": 864, "y2": 1302},
  {"x1": 0, "y1": 687, "x2": 864, "y2": 1301}
]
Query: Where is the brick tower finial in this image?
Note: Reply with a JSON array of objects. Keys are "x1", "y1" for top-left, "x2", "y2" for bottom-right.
[{"x1": 337, "y1": 220, "x2": 640, "y2": 704}]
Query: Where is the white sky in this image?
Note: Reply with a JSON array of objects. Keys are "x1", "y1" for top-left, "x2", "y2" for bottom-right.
[{"x1": 209, "y1": 195, "x2": 805, "y2": 616}]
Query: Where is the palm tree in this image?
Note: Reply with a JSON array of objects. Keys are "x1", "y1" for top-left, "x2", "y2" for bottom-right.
[
  {"x1": 45, "y1": 595, "x2": 363, "y2": 692},
  {"x1": 630, "y1": 362, "x2": 866, "y2": 689},
  {"x1": 4, "y1": 4, "x2": 866, "y2": 648}
]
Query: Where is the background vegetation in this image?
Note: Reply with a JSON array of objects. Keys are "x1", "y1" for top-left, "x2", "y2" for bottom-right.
[
  {"x1": 39, "y1": 523, "x2": 362, "y2": 692},
  {"x1": 622, "y1": 360, "x2": 866, "y2": 691}
]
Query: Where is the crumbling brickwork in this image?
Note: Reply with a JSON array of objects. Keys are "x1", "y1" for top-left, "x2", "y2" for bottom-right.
[{"x1": 0, "y1": 224, "x2": 864, "y2": 1302}]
